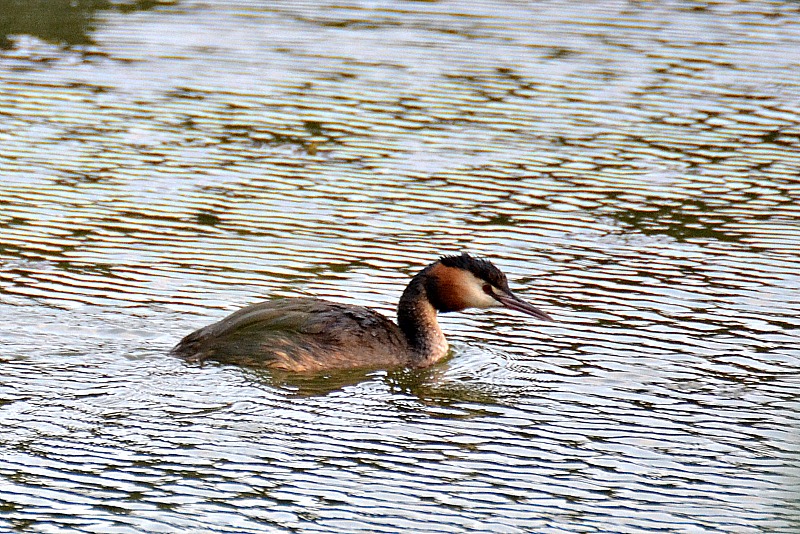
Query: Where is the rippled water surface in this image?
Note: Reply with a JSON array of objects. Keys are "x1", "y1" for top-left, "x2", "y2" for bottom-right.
[{"x1": 2, "y1": 0, "x2": 800, "y2": 532}]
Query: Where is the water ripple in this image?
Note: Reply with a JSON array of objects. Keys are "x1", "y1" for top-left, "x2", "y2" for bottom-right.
[{"x1": 2, "y1": 0, "x2": 800, "y2": 532}]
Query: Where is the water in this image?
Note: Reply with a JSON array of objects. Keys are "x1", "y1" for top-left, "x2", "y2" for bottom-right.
[{"x1": 1, "y1": 0, "x2": 799, "y2": 532}]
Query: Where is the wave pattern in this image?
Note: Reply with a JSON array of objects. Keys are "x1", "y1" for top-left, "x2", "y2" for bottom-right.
[{"x1": 1, "y1": 0, "x2": 799, "y2": 532}]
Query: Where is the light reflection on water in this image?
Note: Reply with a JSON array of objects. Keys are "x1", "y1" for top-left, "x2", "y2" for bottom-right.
[{"x1": 1, "y1": 0, "x2": 800, "y2": 532}]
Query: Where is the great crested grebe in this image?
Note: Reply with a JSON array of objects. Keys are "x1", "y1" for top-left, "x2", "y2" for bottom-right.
[{"x1": 171, "y1": 253, "x2": 552, "y2": 372}]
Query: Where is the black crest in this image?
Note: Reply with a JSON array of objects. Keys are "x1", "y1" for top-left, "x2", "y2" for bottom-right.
[{"x1": 439, "y1": 252, "x2": 510, "y2": 291}]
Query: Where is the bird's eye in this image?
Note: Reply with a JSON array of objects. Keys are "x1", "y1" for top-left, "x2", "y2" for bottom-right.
[{"x1": 482, "y1": 284, "x2": 493, "y2": 295}]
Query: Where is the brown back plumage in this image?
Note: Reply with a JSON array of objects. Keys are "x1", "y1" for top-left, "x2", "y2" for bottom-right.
[{"x1": 171, "y1": 298, "x2": 411, "y2": 372}]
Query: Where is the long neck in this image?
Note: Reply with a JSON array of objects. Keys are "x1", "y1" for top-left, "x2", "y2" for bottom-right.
[{"x1": 396, "y1": 270, "x2": 449, "y2": 367}]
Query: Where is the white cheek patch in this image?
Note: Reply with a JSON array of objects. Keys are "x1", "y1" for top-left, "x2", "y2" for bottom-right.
[{"x1": 460, "y1": 273, "x2": 501, "y2": 309}]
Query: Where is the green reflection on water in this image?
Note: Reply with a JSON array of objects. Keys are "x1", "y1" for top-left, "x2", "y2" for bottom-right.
[{"x1": 0, "y1": 0, "x2": 172, "y2": 48}]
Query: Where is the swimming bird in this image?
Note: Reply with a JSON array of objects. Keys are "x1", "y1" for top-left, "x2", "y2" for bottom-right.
[{"x1": 171, "y1": 253, "x2": 552, "y2": 372}]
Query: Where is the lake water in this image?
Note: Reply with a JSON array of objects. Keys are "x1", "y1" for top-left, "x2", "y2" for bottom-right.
[{"x1": 1, "y1": 0, "x2": 799, "y2": 532}]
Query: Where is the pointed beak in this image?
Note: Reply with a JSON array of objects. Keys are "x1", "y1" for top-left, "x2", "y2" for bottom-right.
[{"x1": 493, "y1": 291, "x2": 553, "y2": 322}]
